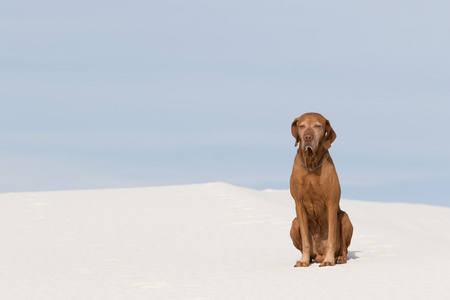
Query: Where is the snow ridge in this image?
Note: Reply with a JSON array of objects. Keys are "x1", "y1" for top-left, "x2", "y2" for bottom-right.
[{"x1": 0, "y1": 182, "x2": 449, "y2": 299}]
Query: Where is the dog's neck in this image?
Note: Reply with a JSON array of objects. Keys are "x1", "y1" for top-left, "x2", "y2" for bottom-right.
[{"x1": 297, "y1": 146, "x2": 329, "y2": 171}]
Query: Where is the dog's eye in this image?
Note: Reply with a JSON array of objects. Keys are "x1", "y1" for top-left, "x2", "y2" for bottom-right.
[
  {"x1": 314, "y1": 124, "x2": 322, "y2": 128},
  {"x1": 299, "y1": 125, "x2": 306, "y2": 129}
]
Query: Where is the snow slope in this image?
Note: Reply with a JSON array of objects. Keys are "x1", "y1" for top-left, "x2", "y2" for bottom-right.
[{"x1": 0, "y1": 182, "x2": 449, "y2": 299}]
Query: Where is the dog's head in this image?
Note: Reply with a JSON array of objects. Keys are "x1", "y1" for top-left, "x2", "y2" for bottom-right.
[{"x1": 291, "y1": 113, "x2": 336, "y2": 153}]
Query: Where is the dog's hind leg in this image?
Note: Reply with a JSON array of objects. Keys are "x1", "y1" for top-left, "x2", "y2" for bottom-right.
[
  {"x1": 290, "y1": 217, "x2": 303, "y2": 252},
  {"x1": 336, "y1": 210, "x2": 353, "y2": 264},
  {"x1": 290, "y1": 217, "x2": 314, "y2": 267}
]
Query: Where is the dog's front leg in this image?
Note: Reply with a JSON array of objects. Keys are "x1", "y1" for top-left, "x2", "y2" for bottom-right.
[
  {"x1": 294, "y1": 203, "x2": 311, "y2": 267},
  {"x1": 321, "y1": 201, "x2": 338, "y2": 267}
]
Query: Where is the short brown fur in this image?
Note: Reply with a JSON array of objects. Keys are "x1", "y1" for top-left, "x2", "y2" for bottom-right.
[{"x1": 290, "y1": 113, "x2": 353, "y2": 267}]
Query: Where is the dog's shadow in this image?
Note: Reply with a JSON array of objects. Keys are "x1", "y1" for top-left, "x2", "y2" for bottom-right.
[{"x1": 348, "y1": 250, "x2": 361, "y2": 260}]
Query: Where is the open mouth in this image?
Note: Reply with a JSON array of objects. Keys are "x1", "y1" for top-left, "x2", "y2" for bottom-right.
[
  {"x1": 304, "y1": 144, "x2": 314, "y2": 151},
  {"x1": 303, "y1": 145, "x2": 315, "y2": 154}
]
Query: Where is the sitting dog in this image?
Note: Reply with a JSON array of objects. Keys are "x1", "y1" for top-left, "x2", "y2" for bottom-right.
[{"x1": 290, "y1": 113, "x2": 353, "y2": 267}]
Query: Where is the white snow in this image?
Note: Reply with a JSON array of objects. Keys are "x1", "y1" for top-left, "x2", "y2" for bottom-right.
[{"x1": 0, "y1": 182, "x2": 449, "y2": 299}]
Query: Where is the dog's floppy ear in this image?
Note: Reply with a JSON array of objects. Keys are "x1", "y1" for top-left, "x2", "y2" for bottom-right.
[
  {"x1": 323, "y1": 119, "x2": 337, "y2": 149},
  {"x1": 291, "y1": 118, "x2": 300, "y2": 147}
]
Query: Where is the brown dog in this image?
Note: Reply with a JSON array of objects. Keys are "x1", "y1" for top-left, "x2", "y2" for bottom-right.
[{"x1": 290, "y1": 113, "x2": 353, "y2": 267}]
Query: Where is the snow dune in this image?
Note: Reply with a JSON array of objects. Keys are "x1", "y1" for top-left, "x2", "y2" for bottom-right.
[{"x1": 0, "y1": 182, "x2": 449, "y2": 299}]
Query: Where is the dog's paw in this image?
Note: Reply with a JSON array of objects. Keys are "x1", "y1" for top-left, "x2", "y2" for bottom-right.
[
  {"x1": 319, "y1": 260, "x2": 335, "y2": 267},
  {"x1": 294, "y1": 260, "x2": 310, "y2": 268},
  {"x1": 336, "y1": 256, "x2": 347, "y2": 264}
]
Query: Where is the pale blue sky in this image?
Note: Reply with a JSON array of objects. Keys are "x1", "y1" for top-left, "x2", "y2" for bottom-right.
[{"x1": 1, "y1": 0, "x2": 449, "y2": 206}]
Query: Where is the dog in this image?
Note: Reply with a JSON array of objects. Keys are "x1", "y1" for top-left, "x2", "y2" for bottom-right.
[{"x1": 290, "y1": 113, "x2": 353, "y2": 267}]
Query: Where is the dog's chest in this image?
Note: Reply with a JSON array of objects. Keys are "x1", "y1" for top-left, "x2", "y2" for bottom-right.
[{"x1": 299, "y1": 181, "x2": 326, "y2": 217}]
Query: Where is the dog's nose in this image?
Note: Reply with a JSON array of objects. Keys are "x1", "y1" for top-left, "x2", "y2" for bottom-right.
[{"x1": 304, "y1": 135, "x2": 313, "y2": 141}]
